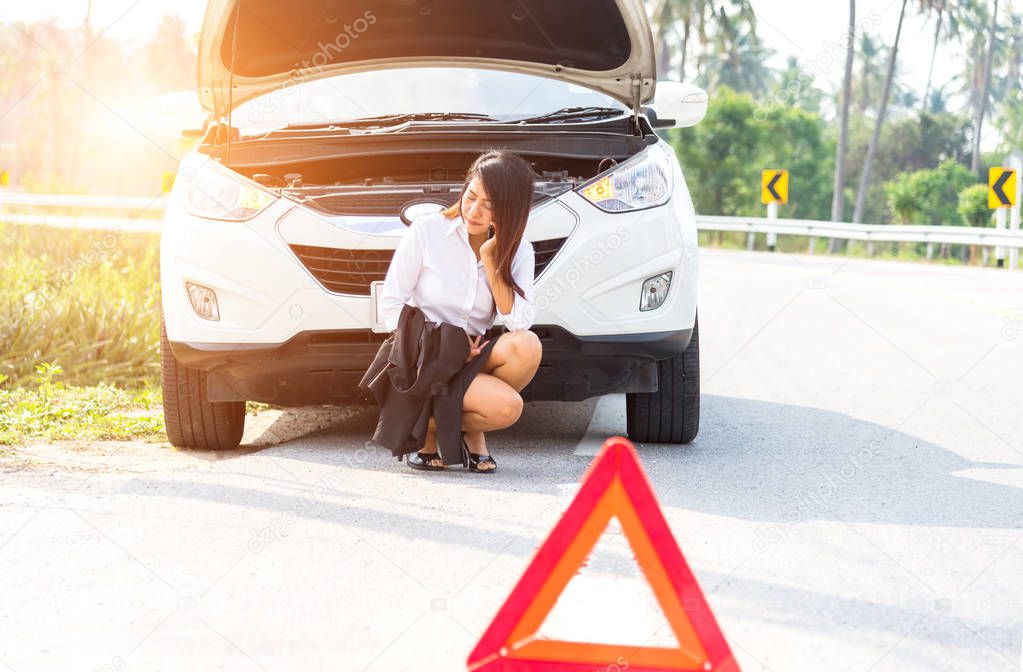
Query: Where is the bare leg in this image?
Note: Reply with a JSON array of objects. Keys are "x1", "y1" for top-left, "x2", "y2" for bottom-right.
[
  {"x1": 464, "y1": 331, "x2": 544, "y2": 468},
  {"x1": 416, "y1": 417, "x2": 444, "y2": 468},
  {"x1": 480, "y1": 329, "x2": 543, "y2": 390}
]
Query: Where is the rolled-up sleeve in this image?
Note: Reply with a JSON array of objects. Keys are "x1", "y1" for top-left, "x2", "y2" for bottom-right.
[
  {"x1": 497, "y1": 239, "x2": 536, "y2": 331},
  {"x1": 378, "y1": 218, "x2": 424, "y2": 332}
]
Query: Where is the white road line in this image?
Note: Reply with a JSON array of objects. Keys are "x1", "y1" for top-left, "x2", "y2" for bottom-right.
[{"x1": 573, "y1": 393, "x2": 626, "y2": 457}]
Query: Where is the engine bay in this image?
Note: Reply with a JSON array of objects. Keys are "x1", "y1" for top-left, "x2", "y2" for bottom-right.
[{"x1": 230, "y1": 150, "x2": 640, "y2": 216}]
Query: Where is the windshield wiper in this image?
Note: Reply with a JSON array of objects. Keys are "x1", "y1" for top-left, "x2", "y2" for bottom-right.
[
  {"x1": 278, "y1": 113, "x2": 497, "y2": 131},
  {"x1": 506, "y1": 106, "x2": 627, "y2": 124},
  {"x1": 333, "y1": 112, "x2": 497, "y2": 127}
]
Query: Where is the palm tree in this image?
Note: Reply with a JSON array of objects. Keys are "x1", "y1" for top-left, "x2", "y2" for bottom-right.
[
  {"x1": 650, "y1": 0, "x2": 759, "y2": 84},
  {"x1": 830, "y1": 0, "x2": 856, "y2": 253},
  {"x1": 851, "y1": 33, "x2": 918, "y2": 116},
  {"x1": 648, "y1": 0, "x2": 719, "y2": 81},
  {"x1": 852, "y1": 34, "x2": 889, "y2": 115},
  {"x1": 972, "y1": 0, "x2": 999, "y2": 175},
  {"x1": 649, "y1": 0, "x2": 682, "y2": 79},
  {"x1": 777, "y1": 56, "x2": 825, "y2": 111},
  {"x1": 925, "y1": 81, "x2": 954, "y2": 114},
  {"x1": 699, "y1": 7, "x2": 773, "y2": 95},
  {"x1": 917, "y1": 0, "x2": 967, "y2": 114},
  {"x1": 853, "y1": 0, "x2": 909, "y2": 224},
  {"x1": 1001, "y1": 10, "x2": 1023, "y2": 99},
  {"x1": 994, "y1": 11, "x2": 1023, "y2": 151}
]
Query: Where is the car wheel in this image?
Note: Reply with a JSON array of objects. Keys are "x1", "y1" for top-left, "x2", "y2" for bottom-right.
[
  {"x1": 626, "y1": 311, "x2": 700, "y2": 444},
  {"x1": 160, "y1": 316, "x2": 245, "y2": 450}
]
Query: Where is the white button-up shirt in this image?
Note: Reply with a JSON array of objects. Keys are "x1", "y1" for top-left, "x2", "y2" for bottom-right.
[{"x1": 378, "y1": 211, "x2": 535, "y2": 337}]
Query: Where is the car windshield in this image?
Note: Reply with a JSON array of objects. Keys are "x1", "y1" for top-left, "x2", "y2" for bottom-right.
[{"x1": 233, "y1": 67, "x2": 629, "y2": 134}]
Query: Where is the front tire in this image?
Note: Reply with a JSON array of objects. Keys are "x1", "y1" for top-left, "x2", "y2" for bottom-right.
[
  {"x1": 626, "y1": 312, "x2": 700, "y2": 444},
  {"x1": 160, "y1": 317, "x2": 245, "y2": 450}
]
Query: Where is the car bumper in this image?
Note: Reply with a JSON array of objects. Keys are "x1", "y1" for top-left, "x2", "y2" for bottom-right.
[{"x1": 170, "y1": 324, "x2": 692, "y2": 405}]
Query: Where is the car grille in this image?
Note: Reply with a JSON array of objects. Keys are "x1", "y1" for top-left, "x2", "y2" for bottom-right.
[
  {"x1": 303, "y1": 190, "x2": 551, "y2": 216},
  {"x1": 289, "y1": 245, "x2": 394, "y2": 296},
  {"x1": 290, "y1": 237, "x2": 568, "y2": 296}
]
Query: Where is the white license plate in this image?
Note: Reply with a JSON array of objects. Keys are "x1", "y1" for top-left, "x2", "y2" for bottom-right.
[{"x1": 369, "y1": 281, "x2": 388, "y2": 333}]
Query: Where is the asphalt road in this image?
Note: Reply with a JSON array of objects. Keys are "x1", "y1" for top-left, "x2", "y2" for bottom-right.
[{"x1": 3, "y1": 247, "x2": 1022, "y2": 671}]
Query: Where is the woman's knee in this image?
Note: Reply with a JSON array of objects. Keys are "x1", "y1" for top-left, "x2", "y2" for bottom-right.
[
  {"x1": 495, "y1": 391, "x2": 524, "y2": 428},
  {"x1": 508, "y1": 329, "x2": 542, "y2": 364}
]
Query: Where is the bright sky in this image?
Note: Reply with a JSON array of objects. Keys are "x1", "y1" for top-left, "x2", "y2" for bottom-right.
[
  {"x1": 0, "y1": 0, "x2": 975, "y2": 103},
  {"x1": 755, "y1": 0, "x2": 963, "y2": 98}
]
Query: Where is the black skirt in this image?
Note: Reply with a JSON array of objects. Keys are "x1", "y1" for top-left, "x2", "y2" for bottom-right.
[{"x1": 359, "y1": 303, "x2": 504, "y2": 466}]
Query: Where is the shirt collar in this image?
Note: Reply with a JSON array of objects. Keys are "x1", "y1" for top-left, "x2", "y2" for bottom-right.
[{"x1": 445, "y1": 212, "x2": 465, "y2": 238}]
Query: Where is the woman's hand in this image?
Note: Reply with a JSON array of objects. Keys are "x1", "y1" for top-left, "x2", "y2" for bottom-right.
[
  {"x1": 465, "y1": 332, "x2": 491, "y2": 364},
  {"x1": 480, "y1": 234, "x2": 498, "y2": 264}
]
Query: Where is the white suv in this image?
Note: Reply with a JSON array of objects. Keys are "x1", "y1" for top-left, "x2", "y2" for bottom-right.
[{"x1": 160, "y1": 0, "x2": 707, "y2": 450}]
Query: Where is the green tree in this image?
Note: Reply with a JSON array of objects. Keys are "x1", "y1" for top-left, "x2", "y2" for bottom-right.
[
  {"x1": 998, "y1": 89, "x2": 1023, "y2": 151},
  {"x1": 917, "y1": 0, "x2": 968, "y2": 114},
  {"x1": 143, "y1": 16, "x2": 195, "y2": 92},
  {"x1": 885, "y1": 172, "x2": 921, "y2": 224},
  {"x1": 842, "y1": 112, "x2": 971, "y2": 223},
  {"x1": 957, "y1": 184, "x2": 992, "y2": 226},
  {"x1": 775, "y1": 56, "x2": 826, "y2": 113},
  {"x1": 853, "y1": 0, "x2": 909, "y2": 223},
  {"x1": 850, "y1": 34, "x2": 916, "y2": 116},
  {"x1": 647, "y1": 0, "x2": 757, "y2": 83},
  {"x1": 670, "y1": 87, "x2": 834, "y2": 220},
  {"x1": 882, "y1": 159, "x2": 977, "y2": 225},
  {"x1": 971, "y1": 0, "x2": 1000, "y2": 175},
  {"x1": 994, "y1": 10, "x2": 1023, "y2": 152},
  {"x1": 698, "y1": 6, "x2": 774, "y2": 95},
  {"x1": 671, "y1": 87, "x2": 763, "y2": 216},
  {"x1": 829, "y1": 0, "x2": 856, "y2": 255}
]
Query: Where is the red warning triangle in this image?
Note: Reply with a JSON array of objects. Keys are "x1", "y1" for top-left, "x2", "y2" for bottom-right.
[{"x1": 466, "y1": 436, "x2": 739, "y2": 672}]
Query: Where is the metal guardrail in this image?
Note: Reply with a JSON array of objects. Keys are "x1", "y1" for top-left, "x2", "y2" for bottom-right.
[
  {"x1": 0, "y1": 194, "x2": 166, "y2": 210},
  {"x1": 2, "y1": 192, "x2": 1022, "y2": 253},
  {"x1": 0, "y1": 193, "x2": 166, "y2": 234},
  {"x1": 701, "y1": 214, "x2": 1023, "y2": 249}
]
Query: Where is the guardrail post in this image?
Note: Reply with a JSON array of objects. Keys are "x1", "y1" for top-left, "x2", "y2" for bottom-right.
[
  {"x1": 766, "y1": 202, "x2": 778, "y2": 252},
  {"x1": 996, "y1": 208, "x2": 1007, "y2": 268},
  {"x1": 746, "y1": 228, "x2": 755, "y2": 251},
  {"x1": 1010, "y1": 151, "x2": 1021, "y2": 271}
]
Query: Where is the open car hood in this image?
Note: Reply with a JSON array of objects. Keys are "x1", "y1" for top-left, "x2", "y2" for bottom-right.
[{"x1": 198, "y1": 0, "x2": 657, "y2": 118}]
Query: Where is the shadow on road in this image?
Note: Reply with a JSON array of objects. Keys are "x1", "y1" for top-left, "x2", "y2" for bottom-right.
[{"x1": 160, "y1": 393, "x2": 1023, "y2": 532}]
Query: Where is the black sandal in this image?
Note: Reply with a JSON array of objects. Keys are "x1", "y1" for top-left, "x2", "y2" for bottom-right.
[
  {"x1": 406, "y1": 449, "x2": 447, "y2": 471},
  {"x1": 461, "y1": 431, "x2": 497, "y2": 474}
]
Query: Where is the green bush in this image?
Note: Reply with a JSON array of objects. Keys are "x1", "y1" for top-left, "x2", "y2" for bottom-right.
[
  {"x1": 957, "y1": 184, "x2": 994, "y2": 227},
  {"x1": 883, "y1": 159, "x2": 978, "y2": 226}
]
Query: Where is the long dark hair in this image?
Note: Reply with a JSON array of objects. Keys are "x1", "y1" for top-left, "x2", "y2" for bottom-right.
[{"x1": 441, "y1": 150, "x2": 535, "y2": 307}]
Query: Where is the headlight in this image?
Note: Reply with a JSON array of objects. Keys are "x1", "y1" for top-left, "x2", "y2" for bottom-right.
[
  {"x1": 184, "y1": 161, "x2": 277, "y2": 221},
  {"x1": 577, "y1": 146, "x2": 672, "y2": 213}
]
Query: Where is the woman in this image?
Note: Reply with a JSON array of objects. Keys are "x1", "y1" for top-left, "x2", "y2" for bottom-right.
[{"x1": 376, "y1": 150, "x2": 543, "y2": 473}]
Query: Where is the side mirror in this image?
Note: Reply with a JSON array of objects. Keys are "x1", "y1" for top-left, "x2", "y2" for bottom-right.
[{"x1": 646, "y1": 81, "x2": 708, "y2": 129}]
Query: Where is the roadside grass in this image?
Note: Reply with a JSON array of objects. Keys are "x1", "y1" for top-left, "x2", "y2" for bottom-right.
[
  {"x1": 0, "y1": 221, "x2": 162, "y2": 388},
  {"x1": 0, "y1": 366, "x2": 165, "y2": 446},
  {"x1": 0, "y1": 365, "x2": 273, "y2": 448},
  {"x1": 0, "y1": 223, "x2": 278, "y2": 447}
]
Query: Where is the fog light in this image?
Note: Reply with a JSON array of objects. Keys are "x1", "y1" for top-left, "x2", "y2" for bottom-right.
[
  {"x1": 186, "y1": 282, "x2": 220, "y2": 321},
  {"x1": 640, "y1": 272, "x2": 672, "y2": 311}
]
